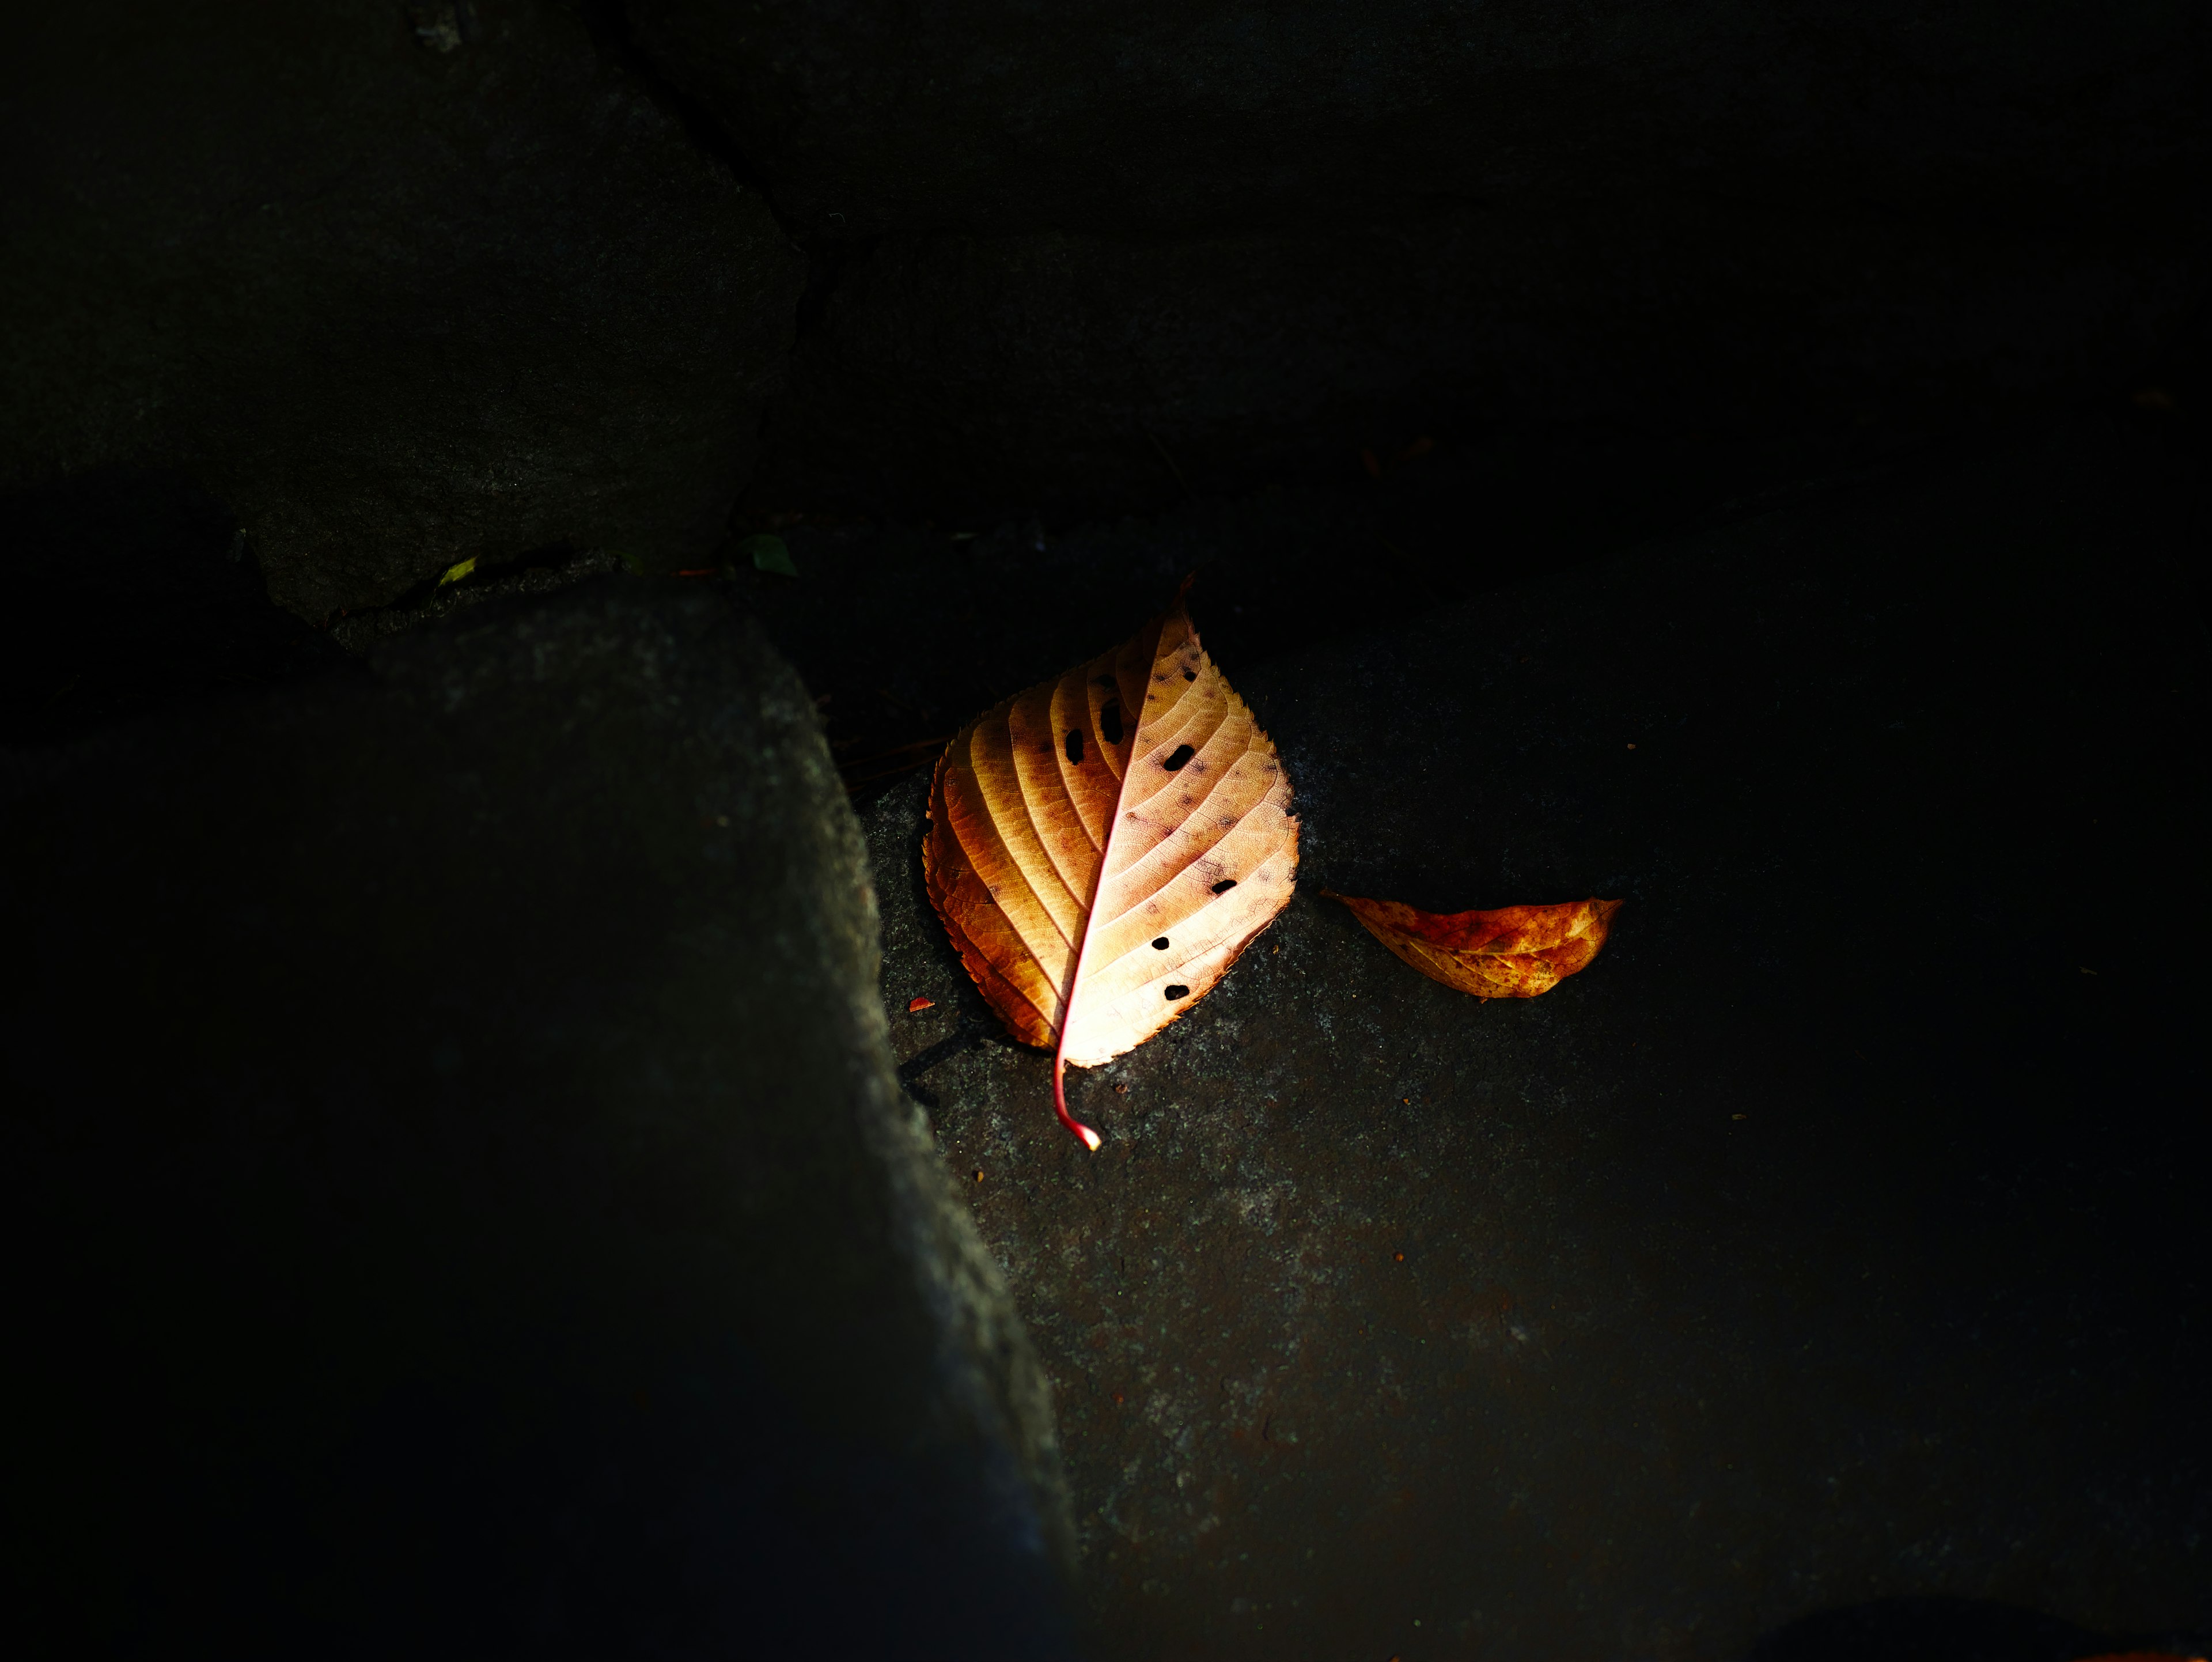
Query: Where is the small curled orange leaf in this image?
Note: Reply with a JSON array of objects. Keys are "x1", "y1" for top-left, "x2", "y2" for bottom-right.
[
  {"x1": 923, "y1": 583, "x2": 1297, "y2": 1147},
  {"x1": 1321, "y1": 891, "x2": 1622, "y2": 999}
]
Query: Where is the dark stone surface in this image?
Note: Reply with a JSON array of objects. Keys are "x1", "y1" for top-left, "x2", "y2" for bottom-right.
[
  {"x1": 747, "y1": 215, "x2": 2196, "y2": 520},
  {"x1": 1747, "y1": 1596, "x2": 2204, "y2": 1662},
  {"x1": 634, "y1": 0, "x2": 2209, "y2": 520},
  {"x1": 1, "y1": 1, "x2": 804, "y2": 623},
  {"x1": 1, "y1": 584, "x2": 1073, "y2": 1657},
  {"x1": 862, "y1": 419, "x2": 2210, "y2": 1659},
  {"x1": 729, "y1": 415, "x2": 1955, "y2": 792},
  {"x1": 630, "y1": 0, "x2": 2209, "y2": 239},
  {"x1": 0, "y1": 470, "x2": 351, "y2": 745}
]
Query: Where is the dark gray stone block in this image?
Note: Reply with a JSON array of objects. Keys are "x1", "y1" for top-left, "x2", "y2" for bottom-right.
[
  {"x1": 864, "y1": 422, "x2": 2210, "y2": 1659},
  {"x1": 1, "y1": 583, "x2": 1073, "y2": 1658},
  {"x1": 1, "y1": 2, "x2": 805, "y2": 622}
]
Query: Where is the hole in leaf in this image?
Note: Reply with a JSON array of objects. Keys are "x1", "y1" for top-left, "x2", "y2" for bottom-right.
[
  {"x1": 1065, "y1": 729, "x2": 1084, "y2": 763},
  {"x1": 1163, "y1": 744, "x2": 1195, "y2": 771},
  {"x1": 1164, "y1": 985, "x2": 1190, "y2": 1000},
  {"x1": 1183, "y1": 669, "x2": 1196, "y2": 681},
  {"x1": 1211, "y1": 878, "x2": 1238, "y2": 894},
  {"x1": 1101, "y1": 704, "x2": 1124, "y2": 744},
  {"x1": 1152, "y1": 937, "x2": 1170, "y2": 950}
]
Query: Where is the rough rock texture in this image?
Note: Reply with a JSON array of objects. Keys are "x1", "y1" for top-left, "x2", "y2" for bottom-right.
[
  {"x1": 1, "y1": 2, "x2": 805, "y2": 623},
  {"x1": 1, "y1": 584, "x2": 1073, "y2": 1657},
  {"x1": 636, "y1": 0, "x2": 2210, "y2": 519},
  {"x1": 862, "y1": 421, "x2": 2209, "y2": 1659}
]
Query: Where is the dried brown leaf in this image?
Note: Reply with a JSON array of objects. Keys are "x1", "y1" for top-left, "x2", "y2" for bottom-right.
[
  {"x1": 1323, "y1": 891, "x2": 1622, "y2": 1000},
  {"x1": 924, "y1": 585, "x2": 1297, "y2": 1145}
]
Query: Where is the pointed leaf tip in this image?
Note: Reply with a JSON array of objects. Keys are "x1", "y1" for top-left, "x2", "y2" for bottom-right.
[{"x1": 1323, "y1": 891, "x2": 1620, "y2": 1000}]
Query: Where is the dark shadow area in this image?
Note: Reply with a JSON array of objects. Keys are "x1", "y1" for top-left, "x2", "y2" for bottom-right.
[
  {"x1": 728, "y1": 395, "x2": 2206, "y2": 809},
  {"x1": 0, "y1": 470, "x2": 349, "y2": 745},
  {"x1": 1747, "y1": 1597, "x2": 2207, "y2": 1662}
]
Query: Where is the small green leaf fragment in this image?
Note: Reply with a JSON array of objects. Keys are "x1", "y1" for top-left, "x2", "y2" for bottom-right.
[
  {"x1": 437, "y1": 555, "x2": 478, "y2": 588},
  {"x1": 741, "y1": 533, "x2": 797, "y2": 577},
  {"x1": 616, "y1": 550, "x2": 646, "y2": 576}
]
